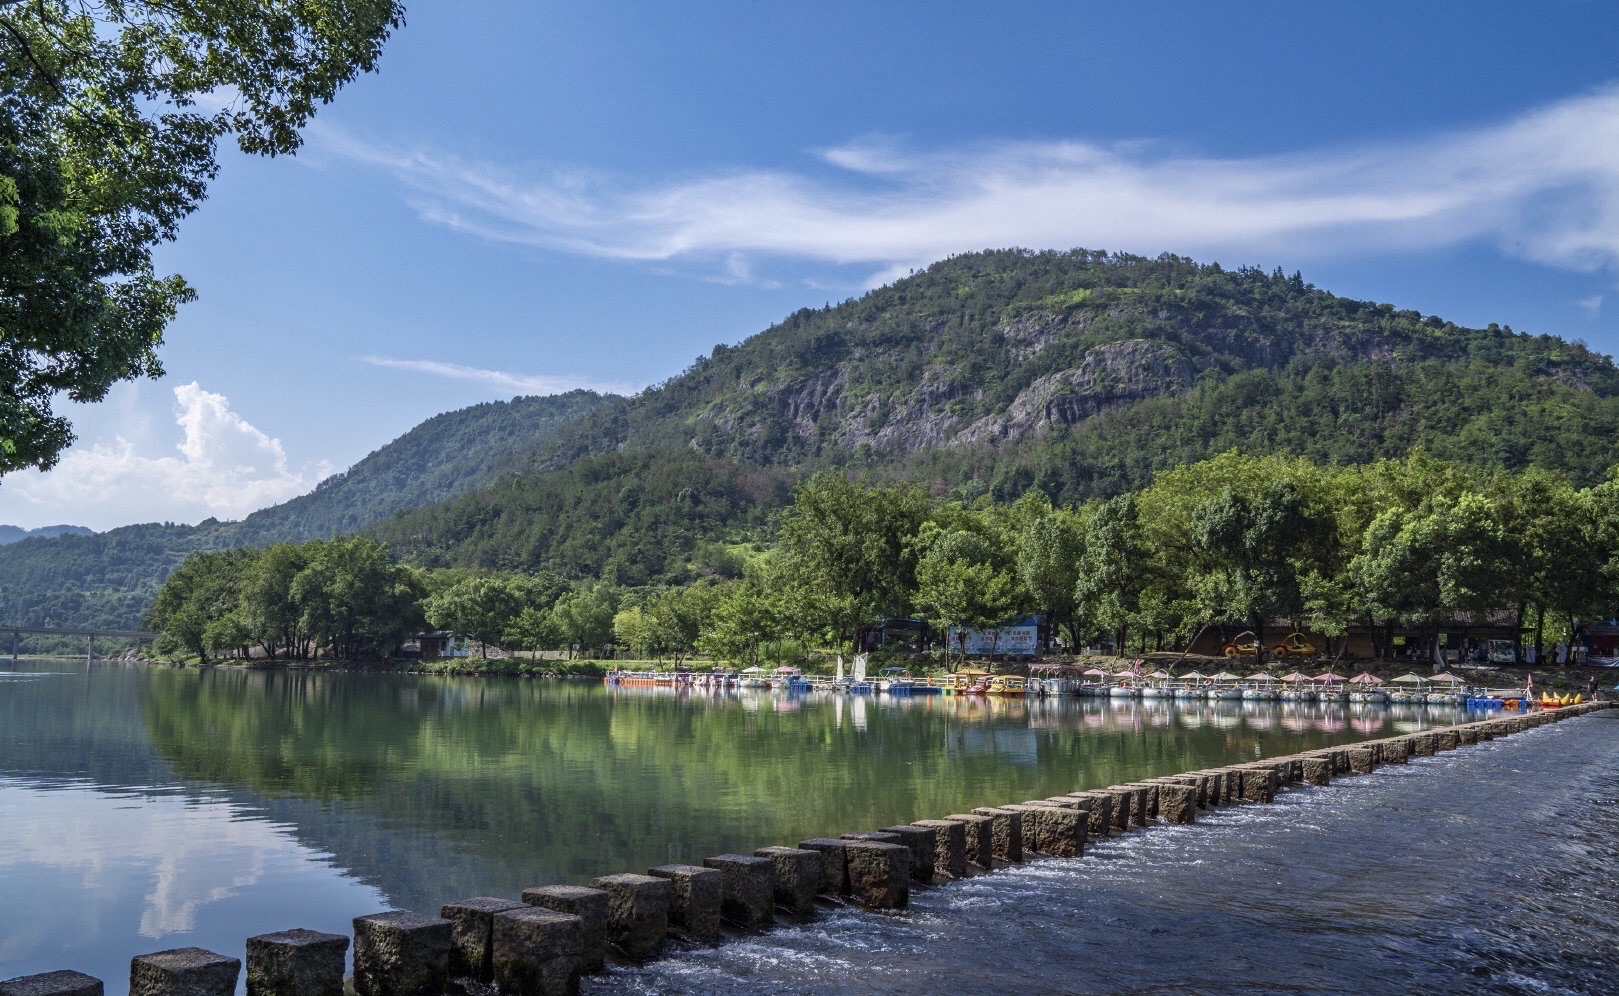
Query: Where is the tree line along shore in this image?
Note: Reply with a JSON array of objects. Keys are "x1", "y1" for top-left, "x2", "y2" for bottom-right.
[{"x1": 136, "y1": 449, "x2": 1619, "y2": 674}]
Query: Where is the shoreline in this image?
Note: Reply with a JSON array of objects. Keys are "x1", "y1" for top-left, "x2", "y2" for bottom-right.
[{"x1": 56, "y1": 652, "x2": 1609, "y2": 697}]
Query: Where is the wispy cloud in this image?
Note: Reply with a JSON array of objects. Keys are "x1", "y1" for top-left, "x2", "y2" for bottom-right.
[
  {"x1": 324, "y1": 86, "x2": 1619, "y2": 286},
  {"x1": 361, "y1": 355, "x2": 638, "y2": 396},
  {"x1": 1580, "y1": 293, "x2": 1604, "y2": 315},
  {"x1": 0, "y1": 384, "x2": 328, "y2": 530}
]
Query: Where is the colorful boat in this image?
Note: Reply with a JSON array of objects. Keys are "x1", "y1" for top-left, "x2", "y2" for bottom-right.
[{"x1": 985, "y1": 674, "x2": 1027, "y2": 696}]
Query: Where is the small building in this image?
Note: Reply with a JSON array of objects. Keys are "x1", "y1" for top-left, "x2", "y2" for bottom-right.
[
  {"x1": 859, "y1": 618, "x2": 929, "y2": 654},
  {"x1": 414, "y1": 631, "x2": 470, "y2": 659}
]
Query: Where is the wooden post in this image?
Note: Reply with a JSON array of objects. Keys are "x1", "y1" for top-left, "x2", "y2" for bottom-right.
[{"x1": 87, "y1": 633, "x2": 94, "y2": 664}]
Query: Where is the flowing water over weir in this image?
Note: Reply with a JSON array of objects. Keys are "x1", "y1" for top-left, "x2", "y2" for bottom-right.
[
  {"x1": 603, "y1": 709, "x2": 1619, "y2": 996},
  {"x1": 1, "y1": 662, "x2": 1613, "y2": 996}
]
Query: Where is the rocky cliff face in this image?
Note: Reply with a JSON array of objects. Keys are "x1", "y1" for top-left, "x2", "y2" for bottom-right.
[
  {"x1": 704, "y1": 335, "x2": 1202, "y2": 456},
  {"x1": 957, "y1": 339, "x2": 1201, "y2": 445}
]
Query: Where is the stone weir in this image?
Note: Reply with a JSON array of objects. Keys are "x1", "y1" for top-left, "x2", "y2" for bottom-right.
[{"x1": 3, "y1": 704, "x2": 1610, "y2": 996}]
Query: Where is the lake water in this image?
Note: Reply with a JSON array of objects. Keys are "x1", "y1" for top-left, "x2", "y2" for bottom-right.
[
  {"x1": 0, "y1": 661, "x2": 1498, "y2": 991},
  {"x1": 610, "y1": 711, "x2": 1619, "y2": 996}
]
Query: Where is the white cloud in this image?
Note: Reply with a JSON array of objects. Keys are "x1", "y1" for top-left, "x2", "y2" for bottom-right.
[
  {"x1": 0, "y1": 383, "x2": 328, "y2": 530},
  {"x1": 327, "y1": 86, "x2": 1619, "y2": 286},
  {"x1": 360, "y1": 355, "x2": 638, "y2": 396},
  {"x1": 1580, "y1": 293, "x2": 1604, "y2": 315}
]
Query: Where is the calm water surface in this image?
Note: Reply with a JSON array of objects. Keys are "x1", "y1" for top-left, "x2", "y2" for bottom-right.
[{"x1": 1, "y1": 661, "x2": 1474, "y2": 990}]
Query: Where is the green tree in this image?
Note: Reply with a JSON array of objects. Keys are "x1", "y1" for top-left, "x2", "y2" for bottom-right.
[
  {"x1": 1016, "y1": 509, "x2": 1085, "y2": 650},
  {"x1": 144, "y1": 548, "x2": 256, "y2": 664},
  {"x1": 291, "y1": 537, "x2": 422, "y2": 660},
  {"x1": 776, "y1": 474, "x2": 931, "y2": 651},
  {"x1": 915, "y1": 527, "x2": 1016, "y2": 665},
  {"x1": 550, "y1": 583, "x2": 617, "y2": 658},
  {"x1": 653, "y1": 580, "x2": 722, "y2": 663},
  {"x1": 1075, "y1": 495, "x2": 1155, "y2": 654},
  {"x1": 239, "y1": 542, "x2": 312, "y2": 659},
  {"x1": 505, "y1": 605, "x2": 561, "y2": 654},
  {"x1": 0, "y1": 0, "x2": 403, "y2": 473},
  {"x1": 422, "y1": 575, "x2": 524, "y2": 659},
  {"x1": 698, "y1": 568, "x2": 783, "y2": 666},
  {"x1": 613, "y1": 605, "x2": 663, "y2": 661},
  {"x1": 1190, "y1": 482, "x2": 1333, "y2": 665}
]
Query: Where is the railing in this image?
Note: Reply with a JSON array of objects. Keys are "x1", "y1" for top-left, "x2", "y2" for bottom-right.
[{"x1": 2, "y1": 625, "x2": 157, "y2": 662}]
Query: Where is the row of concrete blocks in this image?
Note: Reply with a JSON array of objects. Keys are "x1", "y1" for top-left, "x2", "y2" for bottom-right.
[{"x1": 5, "y1": 702, "x2": 1605, "y2": 996}]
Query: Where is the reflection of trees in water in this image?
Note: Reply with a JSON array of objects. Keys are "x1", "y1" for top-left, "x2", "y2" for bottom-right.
[{"x1": 119, "y1": 669, "x2": 1375, "y2": 910}]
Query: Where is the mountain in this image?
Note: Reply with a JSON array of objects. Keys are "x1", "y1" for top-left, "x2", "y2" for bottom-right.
[
  {"x1": 502, "y1": 250, "x2": 1619, "y2": 502},
  {"x1": 367, "y1": 249, "x2": 1619, "y2": 580},
  {"x1": 0, "y1": 524, "x2": 93, "y2": 545},
  {"x1": 6, "y1": 248, "x2": 1619, "y2": 629},
  {"x1": 0, "y1": 391, "x2": 612, "y2": 630}
]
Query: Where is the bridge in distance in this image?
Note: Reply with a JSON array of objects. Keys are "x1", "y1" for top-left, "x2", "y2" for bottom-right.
[{"x1": 4, "y1": 625, "x2": 157, "y2": 661}]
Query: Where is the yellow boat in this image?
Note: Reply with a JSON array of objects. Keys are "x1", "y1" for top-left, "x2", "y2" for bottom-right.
[
  {"x1": 938, "y1": 668, "x2": 992, "y2": 695},
  {"x1": 1539, "y1": 692, "x2": 1584, "y2": 708},
  {"x1": 985, "y1": 674, "x2": 1027, "y2": 696}
]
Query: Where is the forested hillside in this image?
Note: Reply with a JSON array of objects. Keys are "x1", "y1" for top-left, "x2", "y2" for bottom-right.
[
  {"x1": 7, "y1": 248, "x2": 1619, "y2": 632},
  {"x1": 232, "y1": 390, "x2": 612, "y2": 544},
  {"x1": 368, "y1": 450, "x2": 792, "y2": 585}
]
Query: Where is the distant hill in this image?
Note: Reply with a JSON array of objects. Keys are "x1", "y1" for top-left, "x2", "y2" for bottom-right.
[
  {"x1": 0, "y1": 524, "x2": 93, "y2": 545},
  {"x1": 231, "y1": 390, "x2": 612, "y2": 545},
  {"x1": 0, "y1": 391, "x2": 612, "y2": 630},
  {"x1": 7, "y1": 248, "x2": 1619, "y2": 627}
]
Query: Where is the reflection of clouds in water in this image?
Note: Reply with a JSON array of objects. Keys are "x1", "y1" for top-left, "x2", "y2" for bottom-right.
[
  {"x1": 140, "y1": 832, "x2": 270, "y2": 937},
  {"x1": 0, "y1": 782, "x2": 362, "y2": 943}
]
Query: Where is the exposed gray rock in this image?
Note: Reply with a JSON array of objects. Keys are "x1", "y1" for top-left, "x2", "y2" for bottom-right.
[
  {"x1": 490, "y1": 908, "x2": 582, "y2": 996},
  {"x1": 957, "y1": 339, "x2": 1198, "y2": 445},
  {"x1": 647, "y1": 864, "x2": 723, "y2": 942},
  {"x1": 246, "y1": 929, "x2": 348, "y2": 996},
  {"x1": 520, "y1": 886, "x2": 608, "y2": 974},
  {"x1": 130, "y1": 948, "x2": 240, "y2": 996}
]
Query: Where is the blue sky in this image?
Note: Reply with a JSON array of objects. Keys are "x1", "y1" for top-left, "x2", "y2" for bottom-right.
[{"x1": 4, "y1": 1, "x2": 1619, "y2": 529}]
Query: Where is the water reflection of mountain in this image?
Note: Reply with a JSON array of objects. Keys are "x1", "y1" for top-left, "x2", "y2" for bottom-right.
[{"x1": 2, "y1": 663, "x2": 1466, "y2": 920}]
